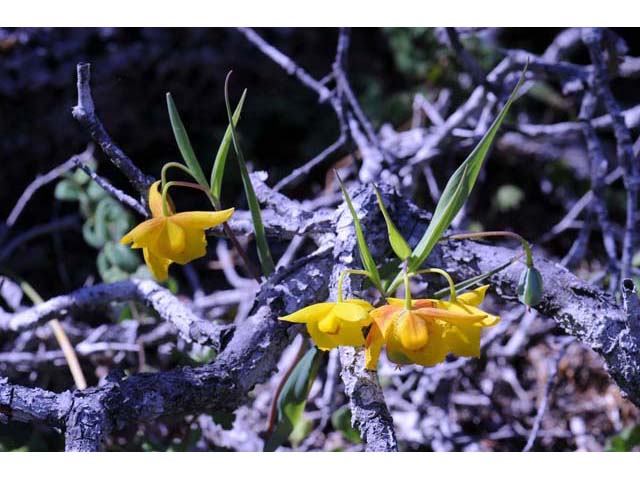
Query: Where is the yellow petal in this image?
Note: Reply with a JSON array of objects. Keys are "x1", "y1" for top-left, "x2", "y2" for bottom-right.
[
  {"x1": 317, "y1": 312, "x2": 340, "y2": 334},
  {"x1": 334, "y1": 302, "x2": 370, "y2": 324},
  {"x1": 395, "y1": 311, "x2": 429, "y2": 351},
  {"x1": 370, "y1": 304, "x2": 403, "y2": 335},
  {"x1": 278, "y1": 303, "x2": 335, "y2": 324},
  {"x1": 333, "y1": 322, "x2": 367, "y2": 347},
  {"x1": 167, "y1": 225, "x2": 208, "y2": 264},
  {"x1": 442, "y1": 323, "x2": 482, "y2": 358},
  {"x1": 306, "y1": 319, "x2": 362, "y2": 350},
  {"x1": 406, "y1": 320, "x2": 450, "y2": 367},
  {"x1": 305, "y1": 322, "x2": 337, "y2": 350},
  {"x1": 345, "y1": 298, "x2": 374, "y2": 311},
  {"x1": 120, "y1": 217, "x2": 165, "y2": 248},
  {"x1": 433, "y1": 301, "x2": 500, "y2": 327},
  {"x1": 414, "y1": 306, "x2": 488, "y2": 327},
  {"x1": 456, "y1": 285, "x2": 490, "y2": 307},
  {"x1": 365, "y1": 325, "x2": 384, "y2": 370},
  {"x1": 170, "y1": 209, "x2": 234, "y2": 230},
  {"x1": 386, "y1": 297, "x2": 404, "y2": 307},
  {"x1": 384, "y1": 331, "x2": 417, "y2": 365},
  {"x1": 148, "y1": 180, "x2": 172, "y2": 218},
  {"x1": 143, "y1": 248, "x2": 172, "y2": 282},
  {"x1": 153, "y1": 220, "x2": 187, "y2": 260}
]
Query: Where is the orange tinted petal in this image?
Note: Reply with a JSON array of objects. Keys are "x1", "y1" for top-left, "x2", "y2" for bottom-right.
[
  {"x1": 395, "y1": 311, "x2": 429, "y2": 351},
  {"x1": 414, "y1": 306, "x2": 487, "y2": 325},
  {"x1": 365, "y1": 325, "x2": 384, "y2": 370}
]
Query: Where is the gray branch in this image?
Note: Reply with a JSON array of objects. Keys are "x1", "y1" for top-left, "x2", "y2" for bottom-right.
[
  {"x1": 1, "y1": 250, "x2": 332, "y2": 451},
  {"x1": 2, "y1": 279, "x2": 221, "y2": 348},
  {"x1": 3, "y1": 186, "x2": 640, "y2": 449},
  {"x1": 73, "y1": 159, "x2": 147, "y2": 217},
  {"x1": 72, "y1": 63, "x2": 154, "y2": 205}
]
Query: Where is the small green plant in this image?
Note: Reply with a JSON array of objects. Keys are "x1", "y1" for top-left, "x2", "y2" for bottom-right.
[{"x1": 54, "y1": 160, "x2": 147, "y2": 283}]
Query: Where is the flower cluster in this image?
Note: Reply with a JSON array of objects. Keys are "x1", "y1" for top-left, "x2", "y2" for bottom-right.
[{"x1": 279, "y1": 284, "x2": 499, "y2": 370}]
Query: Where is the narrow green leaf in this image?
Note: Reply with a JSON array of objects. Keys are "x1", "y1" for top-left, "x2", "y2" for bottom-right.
[
  {"x1": 336, "y1": 174, "x2": 382, "y2": 292},
  {"x1": 432, "y1": 254, "x2": 522, "y2": 299},
  {"x1": 388, "y1": 66, "x2": 527, "y2": 293},
  {"x1": 374, "y1": 185, "x2": 411, "y2": 261},
  {"x1": 166, "y1": 92, "x2": 209, "y2": 189},
  {"x1": 224, "y1": 74, "x2": 275, "y2": 276},
  {"x1": 264, "y1": 347, "x2": 324, "y2": 451},
  {"x1": 210, "y1": 89, "x2": 247, "y2": 202},
  {"x1": 331, "y1": 406, "x2": 361, "y2": 444}
]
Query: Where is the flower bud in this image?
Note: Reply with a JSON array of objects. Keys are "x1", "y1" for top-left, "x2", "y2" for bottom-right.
[{"x1": 517, "y1": 266, "x2": 544, "y2": 307}]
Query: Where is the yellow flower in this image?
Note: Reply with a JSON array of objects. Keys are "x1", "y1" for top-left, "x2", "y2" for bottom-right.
[
  {"x1": 365, "y1": 285, "x2": 499, "y2": 369},
  {"x1": 279, "y1": 299, "x2": 374, "y2": 350},
  {"x1": 121, "y1": 180, "x2": 234, "y2": 281}
]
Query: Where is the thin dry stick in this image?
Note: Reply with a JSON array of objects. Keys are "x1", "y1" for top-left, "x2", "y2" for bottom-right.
[
  {"x1": 266, "y1": 337, "x2": 309, "y2": 435},
  {"x1": 523, "y1": 339, "x2": 571, "y2": 451},
  {"x1": 20, "y1": 281, "x2": 87, "y2": 390},
  {"x1": 4, "y1": 147, "x2": 93, "y2": 230},
  {"x1": 48, "y1": 319, "x2": 87, "y2": 390}
]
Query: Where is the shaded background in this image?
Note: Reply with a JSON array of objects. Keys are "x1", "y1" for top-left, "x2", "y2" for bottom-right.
[
  {"x1": 2, "y1": 27, "x2": 640, "y2": 296},
  {"x1": 1, "y1": 27, "x2": 640, "y2": 451}
]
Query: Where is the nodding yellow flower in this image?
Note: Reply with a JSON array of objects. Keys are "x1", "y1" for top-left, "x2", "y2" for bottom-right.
[
  {"x1": 121, "y1": 180, "x2": 234, "y2": 281},
  {"x1": 279, "y1": 299, "x2": 374, "y2": 350},
  {"x1": 365, "y1": 285, "x2": 499, "y2": 370}
]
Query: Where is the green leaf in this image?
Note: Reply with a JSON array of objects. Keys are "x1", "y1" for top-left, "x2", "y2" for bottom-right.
[
  {"x1": 54, "y1": 179, "x2": 82, "y2": 201},
  {"x1": 224, "y1": 74, "x2": 275, "y2": 276},
  {"x1": 210, "y1": 89, "x2": 246, "y2": 202},
  {"x1": 605, "y1": 425, "x2": 640, "y2": 452},
  {"x1": 264, "y1": 347, "x2": 324, "y2": 451},
  {"x1": 374, "y1": 185, "x2": 411, "y2": 261},
  {"x1": 432, "y1": 254, "x2": 521, "y2": 299},
  {"x1": 389, "y1": 66, "x2": 527, "y2": 293},
  {"x1": 331, "y1": 405, "x2": 361, "y2": 444},
  {"x1": 166, "y1": 92, "x2": 210, "y2": 189},
  {"x1": 103, "y1": 241, "x2": 140, "y2": 272},
  {"x1": 336, "y1": 174, "x2": 383, "y2": 292},
  {"x1": 86, "y1": 180, "x2": 108, "y2": 202}
]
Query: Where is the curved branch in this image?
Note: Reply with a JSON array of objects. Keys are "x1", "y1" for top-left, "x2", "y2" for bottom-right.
[
  {"x1": 2, "y1": 279, "x2": 222, "y2": 348},
  {"x1": 72, "y1": 63, "x2": 154, "y2": 204}
]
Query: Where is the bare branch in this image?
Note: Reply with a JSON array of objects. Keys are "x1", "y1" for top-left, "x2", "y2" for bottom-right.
[
  {"x1": 72, "y1": 63, "x2": 154, "y2": 203},
  {"x1": 2, "y1": 279, "x2": 221, "y2": 348},
  {"x1": 73, "y1": 158, "x2": 147, "y2": 217},
  {"x1": 4, "y1": 146, "x2": 93, "y2": 231}
]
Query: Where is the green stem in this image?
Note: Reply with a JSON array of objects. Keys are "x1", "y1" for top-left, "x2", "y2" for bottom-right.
[
  {"x1": 432, "y1": 252, "x2": 524, "y2": 299},
  {"x1": 403, "y1": 263, "x2": 412, "y2": 310},
  {"x1": 160, "y1": 179, "x2": 261, "y2": 281},
  {"x1": 161, "y1": 181, "x2": 207, "y2": 216},
  {"x1": 161, "y1": 162, "x2": 198, "y2": 190},
  {"x1": 442, "y1": 231, "x2": 534, "y2": 267},
  {"x1": 203, "y1": 191, "x2": 262, "y2": 282},
  {"x1": 266, "y1": 337, "x2": 308, "y2": 435},
  {"x1": 337, "y1": 269, "x2": 369, "y2": 303},
  {"x1": 412, "y1": 267, "x2": 457, "y2": 302},
  {"x1": 385, "y1": 275, "x2": 404, "y2": 297}
]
